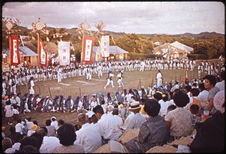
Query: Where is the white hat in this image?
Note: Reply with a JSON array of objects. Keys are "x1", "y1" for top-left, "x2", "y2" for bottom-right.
[
  {"x1": 86, "y1": 111, "x2": 95, "y2": 118},
  {"x1": 51, "y1": 116, "x2": 56, "y2": 120},
  {"x1": 129, "y1": 101, "x2": 141, "y2": 110}
]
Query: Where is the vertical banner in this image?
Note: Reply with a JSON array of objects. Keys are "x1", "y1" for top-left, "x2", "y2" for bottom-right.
[
  {"x1": 82, "y1": 36, "x2": 95, "y2": 64},
  {"x1": 58, "y1": 41, "x2": 70, "y2": 66},
  {"x1": 10, "y1": 35, "x2": 20, "y2": 66},
  {"x1": 100, "y1": 35, "x2": 110, "y2": 57},
  {"x1": 38, "y1": 33, "x2": 47, "y2": 67}
]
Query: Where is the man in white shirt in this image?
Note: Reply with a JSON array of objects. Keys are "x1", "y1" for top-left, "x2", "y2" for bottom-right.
[
  {"x1": 93, "y1": 105, "x2": 122, "y2": 143},
  {"x1": 38, "y1": 127, "x2": 61, "y2": 153},
  {"x1": 15, "y1": 119, "x2": 24, "y2": 135},
  {"x1": 74, "y1": 113, "x2": 102, "y2": 153}
]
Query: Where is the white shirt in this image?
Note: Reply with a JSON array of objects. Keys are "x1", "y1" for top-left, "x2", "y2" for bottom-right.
[
  {"x1": 74, "y1": 123, "x2": 102, "y2": 153},
  {"x1": 123, "y1": 112, "x2": 146, "y2": 130},
  {"x1": 15, "y1": 123, "x2": 24, "y2": 134},
  {"x1": 215, "y1": 80, "x2": 225, "y2": 91},
  {"x1": 26, "y1": 121, "x2": 34, "y2": 130},
  {"x1": 97, "y1": 113, "x2": 122, "y2": 140},
  {"x1": 39, "y1": 136, "x2": 61, "y2": 153},
  {"x1": 51, "y1": 121, "x2": 58, "y2": 130},
  {"x1": 159, "y1": 100, "x2": 174, "y2": 117},
  {"x1": 197, "y1": 90, "x2": 209, "y2": 104}
]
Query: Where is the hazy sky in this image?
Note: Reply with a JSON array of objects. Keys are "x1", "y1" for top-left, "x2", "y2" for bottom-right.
[{"x1": 2, "y1": 1, "x2": 225, "y2": 34}]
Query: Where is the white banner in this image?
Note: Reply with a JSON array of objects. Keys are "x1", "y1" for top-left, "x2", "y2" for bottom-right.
[
  {"x1": 12, "y1": 40, "x2": 18, "y2": 63},
  {"x1": 58, "y1": 41, "x2": 70, "y2": 66},
  {"x1": 100, "y1": 35, "x2": 109, "y2": 57}
]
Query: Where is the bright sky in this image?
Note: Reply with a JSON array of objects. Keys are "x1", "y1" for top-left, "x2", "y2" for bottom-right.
[{"x1": 2, "y1": 1, "x2": 225, "y2": 34}]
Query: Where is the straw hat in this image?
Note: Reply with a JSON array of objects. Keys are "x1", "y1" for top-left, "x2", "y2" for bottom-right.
[
  {"x1": 129, "y1": 101, "x2": 141, "y2": 110},
  {"x1": 30, "y1": 124, "x2": 38, "y2": 131}
]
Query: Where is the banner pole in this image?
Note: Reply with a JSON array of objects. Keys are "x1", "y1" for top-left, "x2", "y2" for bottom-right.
[
  {"x1": 81, "y1": 33, "x2": 84, "y2": 64},
  {"x1": 37, "y1": 33, "x2": 40, "y2": 67}
]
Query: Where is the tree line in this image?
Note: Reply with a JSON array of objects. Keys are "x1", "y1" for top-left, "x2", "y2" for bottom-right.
[{"x1": 2, "y1": 24, "x2": 224, "y2": 60}]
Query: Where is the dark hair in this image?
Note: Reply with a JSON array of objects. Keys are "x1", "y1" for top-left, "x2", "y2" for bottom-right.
[
  {"x1": 190, "y1": 88, "x2": 200, "y2": 97},
  {"x1": 57, "y1": 123, "x2": 76, "y2": 146},
  {"x1": 167, "y1": 104, "x2": 176, "y2": 112},
  {"x1": 45, "y1": 119, "x2": 51, "y2": 126},
  {"x1": 162, "y1": 94, "x2": 168, "y2": 102},
  {"x1": 220, "y1": 71, "x2": 225, "y2": 80},
  {"x1": 58, "y1": 119, "x2": 64, "y2": 125},
  {"x1": 154, "y1": 92, "x2": 162, "y2": 101},
  {"x1": 18, "y1": 145, "x2": 39, "y2": 153},
  {"x1": 19, "y1": 136, "x2": 39, "y2": 152},
  {"x1": 93, "y1": 105, "x2": 104, "y2": 115},
  {"x1": 173, "y1": 90, "x2": 189, "y2": 107},
  {"x1": 185, "y1": 85, "x2": 192, "y2": 92},
  {"x1": 190, "y1": 104, "x2": 199, "y2": 115},
  {"x1": 198, "y1": 83, "x2": 206, "y2": 91},
  {"x1": 30, "y1": 133, "x2": 44, "y2": 149},
  {"x1": 2, "y1": 137, "x2": 13, "y2": 151},
  {"x1": 112, "y1": 108, "x2": 119, "y2": 115},
  {"x1": 203, "y1": 75, "x2": 217, "y2": 86},
  {"x1": 144, "y1": 99, "x2": 160, "y2": 117}
]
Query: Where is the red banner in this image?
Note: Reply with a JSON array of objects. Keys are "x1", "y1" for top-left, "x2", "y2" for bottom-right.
[
  {"x1": 10, "y1": 35, "x2": 20, "y2": 66},
  {"x1": 38, "y1": 34, "x2": 47, "y2": 67},
  {"x1": 82, "y1": 36, "x2": 95, "y2": 64}
]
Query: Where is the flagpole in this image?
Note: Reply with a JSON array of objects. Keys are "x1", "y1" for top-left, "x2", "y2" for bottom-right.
[
  {"x1": 81, "y1": 33, "x2": 84, "y2": 64},
  {"x1": 37, "y1": 32, "x2": 40, "y2": 67}
]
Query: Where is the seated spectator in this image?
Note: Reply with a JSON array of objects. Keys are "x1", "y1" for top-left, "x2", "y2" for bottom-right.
[
  {"x1": 190, "y1": 104, "x2": 201, "y2": 128},
  {"x1": 15, "y1": 119, "x2": 25, "y2": 135},
  {"x1": 197, "y1": 83, "x2": 209, "y2": 106},
  {"x1": 74, "y1": 113, "x2": 102, "y2": 153},
  {"x1": 57, "y1": 119, "x2": 64, "y2": 130},
  {"x1": 27, "y1": 124, "x2": 38, "y2": 136},
  {"x1": 203, "y1": 75, "x2": 220, "y2": 114},
  {"x1": 188, "y1": 88, "x2": 202, "y2": 116},
  {"x1": 122, "y1": 101, "x2": 146, "y2": 130},
  {"x1": 125, "y1": 99, "x2": 169, "y2": 153},
  {"x1": 51, "y1": 116, "x2": 58, "y2": 130},
  {"x1": 215, "y1": 71, "x2": 225, "y2": 91},
  {"x1": 2, "y1": 137, "x2": 13, "y2": 152},
  {"x1": 93, "y1": 105, "x2": 122, "y2": 142},
  {"x1": 25, "y1": 117, "x2": 34, "y2": 131},
  {"x1": 52, "y1": 123, "x2": 85, "y2": 153},
  {"x1": 16, "y1": 135, "x2": 40, "y2": 153},
  {"x1": 166, "y1": 104, "x2": 176, "y2": 116},
  {"x1": 165, "y1": 90, "x2": 193, "y2": 142},
  {"x1": 39, "y1": 127, "x2": 61, "y2": 153},
  {"x1": 45, "y1": 119, "x2": 57, "y2": 137},
  {"x1": 190, "y1": 90, "x2": 224, "y2": 152}
]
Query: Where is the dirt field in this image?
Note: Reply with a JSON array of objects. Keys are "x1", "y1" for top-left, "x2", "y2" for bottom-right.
[{"x1": 5, "y1": 65, "x2": 220, "y2": 137}]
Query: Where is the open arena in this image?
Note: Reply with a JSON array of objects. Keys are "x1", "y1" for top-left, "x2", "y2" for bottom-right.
[{"x1": 2, "y1": 68, "x2": 199, "y2": 131}]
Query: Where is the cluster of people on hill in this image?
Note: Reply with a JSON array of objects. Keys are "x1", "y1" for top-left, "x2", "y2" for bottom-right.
[{"x1": 2, "y1": 69, "x2": 225, "y2": 153}]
